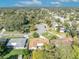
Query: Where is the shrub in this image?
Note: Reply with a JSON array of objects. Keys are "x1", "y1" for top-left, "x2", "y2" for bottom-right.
[{"x1": 33, "y1": 32, "x2": 39, "y2": 38}]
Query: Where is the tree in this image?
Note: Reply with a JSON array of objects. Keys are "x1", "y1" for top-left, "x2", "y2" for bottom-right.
[
  {"x1": 63, "y1": 20, "x2": 77, "y2": 37},
  {"x1": 32, "y1": 45, "x2": 75, "y2": 59},
  {"x1": 21, "y1": 25, "x2": 30, "y2": 33},
  {"x1": 54, "y1": 45, "x2": 75, "y2": 59},
  {"x1": 23, "y1": 16, "x2": 29, "y2": 24},
  {"x1": 63, "y1": 21, "x2": 70, "y2": 29},
  {"x1": 0, "y1": 41, "x2": 6, "y2": 56},
  {"x1": 33, "y1": 32, "x2": 39, "y2": 38},
  {"x1": 45, "y1": 19, "x2": 52, "y2": 27},
  {"x1": 73, "y1": 45, "x2": 79, "y2": 59},
  {"x1": 73, "y1": 36, "x2": 79, "y2": 46},
  {"x1": 32, "y1": 50, "x2": 44, "y2": 59},
  {"x1": 0, "y1": 56, "x2": 3, "y2": 59},
  {"x1": 23, "y1": 49, "x2": 32, "y2": 59}
]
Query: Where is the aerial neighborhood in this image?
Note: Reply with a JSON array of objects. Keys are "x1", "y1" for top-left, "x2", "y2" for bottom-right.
[{"x1": 0, "y1": 8, "x2": 79, "y2": 59}]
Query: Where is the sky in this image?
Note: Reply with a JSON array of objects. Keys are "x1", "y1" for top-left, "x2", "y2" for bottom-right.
[{"x1": 0, "y1": 0, "x2": 79, "y2": 7}]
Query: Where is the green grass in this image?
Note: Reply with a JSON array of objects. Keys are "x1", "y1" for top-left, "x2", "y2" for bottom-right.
[
  {"x1": 4, "y1": 31, "x2": 23, "y2": 34},
  {"x1": 42, "y1": 32, "x2": 58, "y2": 40},
  {"x1": 4, "y1": 49, "x2": 30, "y2": 59},
  {"x1": 1, "y1": 31, "x2": 24, "y2": 38},
  {"x1": 42, "y1": 29, "x2": 66, "y2": 40},
  {"x1": 2, "y1": 36, "x2": 22, "y2": 39}
]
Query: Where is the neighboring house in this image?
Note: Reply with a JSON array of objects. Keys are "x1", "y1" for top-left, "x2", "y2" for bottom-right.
[
  {"x1": 60, "y1": 26, "x2": 65, "y2": 32},
  {"x1": 29, "y1": 38, "x2": 49, "y2": 50},
  {"x1": 35, "y1": 23, "x2": 47, "y2": 35},
  {"x1": 0, "y1": 28, "x2": 6, "y2": 38},
  {"x1": 67, "y1": 21, "x2": 72, "y2": 26},
  {"x1": 52, "y1": 22, "x2": 65, "y2": 32},
  {"x1": 56, "y1": 26, "x2": 65, "y2": 32},
  {"x1": 51, "y1": 21, "x2": 58, "y2": 30},
  {"x1": 0, "y1": 38, "x2": 9, "y2": 46},
  {"x1": 53, "y1": 15, "x2": 65, "y2": 23},
  {"x1": 77, "y1": 26, "x2": 79, "y2": 31},
  {"x1": 50, "y1": 37, "x2": 73, "y2": 47},
  {"x1": 76, "y1": 20, "x2": 79, "y2": 24},
  {"x1": 51, "y1": 21, "x2": 65, "y2": 32},
  {"x1": 7, "y1": 37, "x2": 28, "y2": 49}
]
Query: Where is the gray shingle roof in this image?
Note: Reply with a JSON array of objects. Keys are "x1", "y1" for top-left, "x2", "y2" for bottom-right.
[
  {"x1": 36, "y1": 23, "x2": 47, "y2": 35},
  {"x1": 0, "y1": 38, "x2": 8, "y2": 45},
  {"x1": 7, "y1": 37, "x2": 27, "y2": 49},
  {"x1": 0, "y1": 38, "x2": 7, "y2": 42}
]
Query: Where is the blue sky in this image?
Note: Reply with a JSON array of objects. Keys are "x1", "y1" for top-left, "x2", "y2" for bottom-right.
[{"x1": 0, "y1": 0, "x2": 79, "y2": 7}]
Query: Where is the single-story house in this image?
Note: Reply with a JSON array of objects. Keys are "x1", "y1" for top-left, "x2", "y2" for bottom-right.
[
  {"x1": 54, "y1": 26, "x2": 65, "y2": 32},
  {"x1": 53, "y1": 15, "x2": 65, "y2": 23},
  {"x1": 0, "y1": 38, "x2": 9, "y2": 46},
  {"x1": 50, "y1": 37, "x2": 73, "y2": 47},
  {"x1": 29, "y1": 38, "x2": 49, "y2": 50},
  {"x1": 77, "y1": 21, "x2": 79, "y2": 24},
  {"x1": 60, "y1": 26, "x2": 65, "y2": 32},
  {"x1": 51, "y1": 21, "x2": 58, "y2": 30},
  {"x1": 51, "y1": 21, "x2": 65, "y2": 32},
  {"x1": 6, "y1": 37, "x2": 28, "y2": 49},
  {"x1": 35, "y1": 23, "x2": 47, "y2": 35}
]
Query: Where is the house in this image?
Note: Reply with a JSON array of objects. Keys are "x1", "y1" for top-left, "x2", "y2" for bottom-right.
[
  {"x1": 53, "y1": 25, "x2": 65, "y2": 32},
  {"x1": 0, "y1": 38, "x2": 9, "y2": 46},
  {"x1": 67, "y1": 21, "x2": 72, "y2": 26},
  {"x1": 53, "y1": 15, "x2": 65, "y2": 23},
  {"x1": 60, "y1": 26, "x2": 65, "y2": 32},
  {"x1": 29, "y1": 38, "x2": 49, "y2": 50},
  {"x1": 50, "y1": 37, "x2": 73, "y2": 47},
  {"x1": 77, "y1": 21, "x2": 79, "y2": 24},
  {"x1": 51, "y1": 21, "x2": 65, "y2": 32},
  {"x1": 51, "y1": 21, "x2": 58, "y2": 30},
  {"x1": 7, "y1": 37, "x2": 28, "y2": 49},
  {"x1": 0, "y1": 28, "x2": 6, "y2": 38},
  {"x1": 35, "y1": 23, "x2": 47, "y2": 35}
]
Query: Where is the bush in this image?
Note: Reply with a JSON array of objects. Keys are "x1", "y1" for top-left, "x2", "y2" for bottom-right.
[{"x1": 33, "y1": 32, "x2": 39, "y2": 38}]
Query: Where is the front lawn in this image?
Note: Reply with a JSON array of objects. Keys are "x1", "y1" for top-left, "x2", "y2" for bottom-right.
[
  {"x1": 42, "y1": 32, "x2": 58, "y2": 40},
  {"x1": 4, "y1": 49, "x2": 30, "y2": 59}
]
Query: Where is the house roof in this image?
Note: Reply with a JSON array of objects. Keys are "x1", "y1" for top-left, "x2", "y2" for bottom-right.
[
  {"x1": 0, "y1": 38, "x2": 8, "y2": 45},
  {"x1": 29, "y1": 38, "x2": 49, "y2": 49},
  {"x1": 7, "y1": 37, "x2": 27, "y2": 48},
  {"x1": 35, "y1": 23, "x2": 47, "y2": 35},
  {"x1": 50, "y1": 37, "x2": 73, "y2": 46},
  {"x1": 0, "y1": 38, "x2": 7, "y2": 42}
]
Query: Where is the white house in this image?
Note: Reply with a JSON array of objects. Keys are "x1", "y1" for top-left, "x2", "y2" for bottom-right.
[{"x1": 60, "y1": 27, "x2": 65, "y2": 32}]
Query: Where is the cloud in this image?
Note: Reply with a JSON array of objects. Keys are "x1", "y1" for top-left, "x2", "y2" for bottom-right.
[
  {"x1": 58, "y1": 0, "x2": 79, "y2": 2},
  {"x1": 32, "y1": 0, "x2": 39, "y2": 2},
  {"x1": 15, "y1": 0, "x2": 42, "y2": 7},
  {"x1": 51, "y1": 2, "x2": 62, "y2": 7},
  {"x1": 51, "y1": 2, "x2": 61, "y2": 5},
  {"x1": 72, "y1": 0, "x2": 79, "y2": 2},
  {"x1": 50, "y1": 0, "x2": 79, "y2": 7},
  {"x1": 19, "y1": 1, "x2": 42, "y2": 5}
]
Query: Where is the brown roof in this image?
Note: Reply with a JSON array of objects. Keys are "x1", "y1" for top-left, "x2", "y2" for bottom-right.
[
  {"x1": 50, "y1": 37, "x2": 73, "y2": 46},
  {"x1": 29, "y1": 38, "x2": 49, "y2": 49}
]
